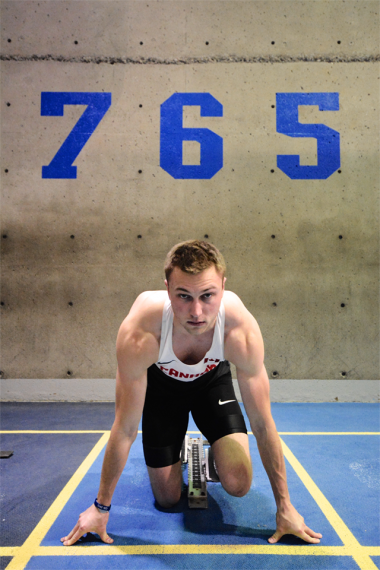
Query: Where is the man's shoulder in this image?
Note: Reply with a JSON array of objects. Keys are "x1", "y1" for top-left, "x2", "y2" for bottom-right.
[
  {"x1": 133, "y1": 290, "x2": 168, "y2": 313},
  {"x1": 223, "y1": 290, "x2": 263, "y2": 363},
  {"x1": 116, "y1": 291, "x2": 167, "y2": 363},
  {"x1": 119, "y1": 291, "x2": 167, "y2": 337},
  {"x1": 223, "y1": 290, "x2": 251, "y2": 329}
]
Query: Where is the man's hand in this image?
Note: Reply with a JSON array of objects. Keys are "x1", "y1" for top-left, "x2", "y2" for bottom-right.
[
  {"x1": 268, "y1": 504, "x2": 322, "y2": 544},
  {"x1": 61, "y1": 504, "x2": 114, "y2": 546}
]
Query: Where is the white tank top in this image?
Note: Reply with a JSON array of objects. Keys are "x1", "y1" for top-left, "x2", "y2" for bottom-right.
[{"x1": 155, "y1": 296, "x2": 225, "y2": 382}]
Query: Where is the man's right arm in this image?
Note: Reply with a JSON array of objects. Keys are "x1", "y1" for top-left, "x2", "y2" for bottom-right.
[{"x1": 61, "y1": 298, "x2": 160, "y2": 546}]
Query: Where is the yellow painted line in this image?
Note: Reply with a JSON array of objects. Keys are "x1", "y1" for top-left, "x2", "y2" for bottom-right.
[
  {"x1": 34, "y1": 544, "x2": 380, "y2": 556},
  {"x1": 0, "y1": 430, "x2": 109, "y2": 434},
  {"x1": 2, "y1": 544, "x2": 380, "y2": 559},
  {"x1": 278, "y1": 432, "x2": 380, "y2": 436},
  {"x1": 2, "y1": 430, "x2": 378, "y2": 435},
  {"x1": 0, "y1": 547, "x2": 20, "y2": 556},
  {"x1": 5, "y1": 432, "x2": 110, "y2": 570},
  {"x1": 280, "y1": 438, "x2": 378, "y2": 570}
]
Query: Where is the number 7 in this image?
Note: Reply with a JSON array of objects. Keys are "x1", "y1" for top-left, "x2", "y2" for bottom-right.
[{"x1": 41, "y1": 92, "x2": 111, "y2": 179}]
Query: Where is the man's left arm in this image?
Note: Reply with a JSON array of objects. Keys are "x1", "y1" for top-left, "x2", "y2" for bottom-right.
[
  {"x1": 237, "y1": 361, "x2": 322, "y2": 544},
  {"x1": 225, "y1": 298, "x2": 322, "y2": 544}
]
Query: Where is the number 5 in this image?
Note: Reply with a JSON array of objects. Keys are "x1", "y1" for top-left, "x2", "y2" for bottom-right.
[{"x1": 276, "y1": 92, "x2": 340, "y2": 180}]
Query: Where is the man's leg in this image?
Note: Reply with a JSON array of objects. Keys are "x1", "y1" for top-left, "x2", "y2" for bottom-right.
[
  {"x1": 143, "y1": 367, "x2": 189, "y2": 508},
  {"x1": 212, "y1": 432, "x2": 252, "y2": 497},
  {"x1": 147, "y1": 461, "x2": 183, "y2": 508}
]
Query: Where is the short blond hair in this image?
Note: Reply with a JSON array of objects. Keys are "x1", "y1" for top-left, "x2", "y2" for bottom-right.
[{"x1": 164, "y1": 240, "x2": 226, "y2": 281}]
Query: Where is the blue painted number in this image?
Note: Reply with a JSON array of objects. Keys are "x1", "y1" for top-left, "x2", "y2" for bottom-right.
[
  {"x1": 276, "y1": 92, "x2": 340, "y2": 179},
  {"x1": 41, "y1": 92, "x2": 111, "y2": 179},
  {"x1": 160, "y1": 93, "x2": 223, "y2": 179}
]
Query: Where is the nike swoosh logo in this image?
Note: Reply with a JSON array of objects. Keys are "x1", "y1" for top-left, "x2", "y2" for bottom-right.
[
  {"x1": 218, "y1": 399, "x2": 236, "y2": 406},
  {"x1": 157, "y1": 360, "x2": 175, "y2": 365}
]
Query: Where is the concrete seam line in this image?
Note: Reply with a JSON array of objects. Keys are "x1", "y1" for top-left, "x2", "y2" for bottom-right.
[{"x1": 1, "y1": 54, "x2": 379, "y2": 64}]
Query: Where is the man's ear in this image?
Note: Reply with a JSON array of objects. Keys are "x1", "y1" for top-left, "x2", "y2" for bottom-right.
[
  {"x1": 165, "y1": 279, "x2": 169, "y2": 292},
  {"x1": 222, "y1": 277, "x2": 226, "y2": 290}
]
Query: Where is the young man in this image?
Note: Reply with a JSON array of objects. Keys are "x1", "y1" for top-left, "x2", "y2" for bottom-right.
[{"x1": 62, "y1": 240, "x2": 322, "y2": 546}]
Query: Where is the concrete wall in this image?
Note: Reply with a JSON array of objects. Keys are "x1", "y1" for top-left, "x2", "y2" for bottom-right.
[{"x1": 1, "y1": 1, "x2": 379, "y2": 401}]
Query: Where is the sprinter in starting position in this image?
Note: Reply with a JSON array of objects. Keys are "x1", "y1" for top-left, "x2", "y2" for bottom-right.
[{"x1": 62, "y1": 240, "x2": 322, "y2": 546}]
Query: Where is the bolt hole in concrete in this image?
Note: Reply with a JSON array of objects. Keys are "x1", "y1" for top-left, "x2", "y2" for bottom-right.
[
  {"x1": 140, "y1": 41, "x2": 143, "y2": 45},
  {"x1": 4, "y1": 169, "x2": 8, "y2": 173},
  {"x1": 272, "y1": 302, "x2": 277, "y2": 307},
  {"x1": 139, "y1": 104, "x2": 143, "y2": 107},
  {"x1": 7, "y1": 38, "x2": 11, "y2": 42},
  {"x1": 272, "y1": 371, "x2": 279, "y2": 378},
  {"x1": 6, "y1": 102, "x2": 11, "y2": 106},
  {"x1": 138, "y1": 170, "x2": 142, "y2": 173},
  {"x1": 1, "y1": 302, "x2": 4, "y2": 306},
  {"x1": 271, "y1": 41, "x2": 275, "y2": 44},
  {"x1": 67, "y1": 371, "x2": 73, "y2": 377},
  {"x1": 70, "y1": 235, "x2": 75, "y2": 239},
  {"x1": 137, "y1": 235, "x2": 142, "y2": 239},
  {"x1": 341, "y1": 303, "x2": 346, "y2": 307},
  {"x1": 339, "y1": 235, "x2": 343, "y2": 239},
  {"x1": 68, "y1": 302, "x2": 73, "y2": 306},
  {"x1": 2, "y1": 235, "x2": 7, "y2": 239},
  {"x1": 341, "y1": 372, "x2": 347, "y2": 377},
  {"x1": 271, "y1": 235, "x2": 275, "y2": 239},
  {"x1": 74, "y1": 40, "x2": 78, "y2": 44},
  {"x1": 204, "y1": 234, "x2": 209, "y2": 238}
]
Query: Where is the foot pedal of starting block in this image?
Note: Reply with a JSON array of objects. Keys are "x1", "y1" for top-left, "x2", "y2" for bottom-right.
[{"x1": 204, "y1": 446, "x2": 220, "y2": 482}]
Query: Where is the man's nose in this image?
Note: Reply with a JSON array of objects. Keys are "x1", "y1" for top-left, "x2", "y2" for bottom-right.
[{"x1": 190, "y1": 300, "x2": 202, "y2": 318}]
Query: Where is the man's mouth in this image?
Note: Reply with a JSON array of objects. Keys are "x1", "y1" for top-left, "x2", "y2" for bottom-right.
[{"x1": 187, "y1": 321, "x2": 205, "y2": 327}]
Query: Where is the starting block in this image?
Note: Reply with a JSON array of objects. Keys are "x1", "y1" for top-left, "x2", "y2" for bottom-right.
[{"x1": 181, "y1": 435, "x2": 219, "y2": 509}]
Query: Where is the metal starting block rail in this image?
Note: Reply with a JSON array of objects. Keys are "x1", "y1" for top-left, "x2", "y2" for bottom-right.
[{"x1": 181, "y1": 435, "x2": 220, "y2": 509}]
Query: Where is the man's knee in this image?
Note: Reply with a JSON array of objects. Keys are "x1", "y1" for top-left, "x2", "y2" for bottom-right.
[
  {"x1": 220, "y1": 462, "x2": 252, "y2": 497},
  {"x1": 155, "y1": 489, "x2": 182, "y2": 509},
  {"x1": 147, "y1": 462, "x2": 182, "y2": 508},
  {"x1": 211, "y1": 433, "x2": 253, "y2": 497}
]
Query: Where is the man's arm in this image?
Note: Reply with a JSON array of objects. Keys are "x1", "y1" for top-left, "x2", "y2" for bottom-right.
[
  {"x1": 225, "y1": 294, "x2": 322, "y2": 544},
  {"x1": 61, "y1": 297, "x2": 160, "y2": 546}
]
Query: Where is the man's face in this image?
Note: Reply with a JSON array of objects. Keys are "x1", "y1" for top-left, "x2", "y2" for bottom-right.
[{"x1": 166, "y1": 265, "x2": 226, "y2": 336}]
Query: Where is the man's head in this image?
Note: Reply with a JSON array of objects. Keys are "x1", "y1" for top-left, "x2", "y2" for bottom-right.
[
  {"x1": 164, "y1": 240, "x2": 226, "y2": 335},
  {"x1": 164, "y1": 240, "x2": 226, "y2": 283}
]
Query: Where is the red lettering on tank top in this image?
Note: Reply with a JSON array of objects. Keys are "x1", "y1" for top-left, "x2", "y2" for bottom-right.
[
  {"x1": 179, "y1": 372, "x2": 189, "y2": 378},
  {"x1": 206, "y1": 364, "x2": 217, "y2": 372},
  {"x1": 169, "y1": 368, "x2": 178, "y2": 377},
  {"x1": 160, "y1": 366, "x2": 169, "y2": 373}
]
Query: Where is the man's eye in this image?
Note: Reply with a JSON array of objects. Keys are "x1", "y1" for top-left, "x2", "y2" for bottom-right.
[
  {"x1": 179, "y1": 294, "x2": 190, "y2": 300},
  {"x1": 202, "y1": 294, "x2": 212, "y2": 299}
]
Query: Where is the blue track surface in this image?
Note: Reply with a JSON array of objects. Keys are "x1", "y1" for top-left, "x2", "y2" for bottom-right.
[
  {"x1": 1, "y1": 403, "x2": 379, "y2": 570},
  {"x1": 43, "y1": 431, "x2": 343, "y2": 547},
  {"x1": 25, "y1": 554, "x2": 363, "y2": 569}
]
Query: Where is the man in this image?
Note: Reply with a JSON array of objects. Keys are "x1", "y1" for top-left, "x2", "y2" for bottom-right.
[{"x1": 62, "y1": 240, "x2": 322, "y2": 546}]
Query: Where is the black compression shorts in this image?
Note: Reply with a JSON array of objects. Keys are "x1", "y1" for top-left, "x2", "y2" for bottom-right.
[{"x1": 142, "y1": 360, "x2": 247, "y2": 468}]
